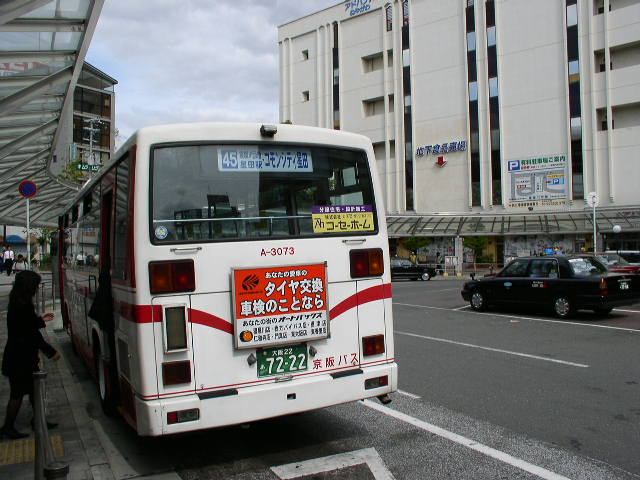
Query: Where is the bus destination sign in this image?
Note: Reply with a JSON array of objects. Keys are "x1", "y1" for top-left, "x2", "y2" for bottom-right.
[{"x1": 232, "y1": 263, "x2": 329, "y2": 349}]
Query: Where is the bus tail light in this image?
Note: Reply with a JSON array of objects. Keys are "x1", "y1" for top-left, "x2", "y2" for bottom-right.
[
  {"x1": 149, "y1": 260, "x2": 195, "y2": 294},
  {"x1": 599, "y1": 278, "x2": 609, "y2": 295},
  {"x1": 350, "y1": 249, "x2": 384, "y2": 278},
  {"x1": 362, "y1": 334, "x2": 385, "y2": 356},
  {"x1": 167, "y1": 408, "x2": 199, "y2": 425},
  {"x1": 162, "y1": 360, "x2": 191, "y2": 386},
  {"x1": 365, "y1": 375, "x2": 389, "y2": 390}
]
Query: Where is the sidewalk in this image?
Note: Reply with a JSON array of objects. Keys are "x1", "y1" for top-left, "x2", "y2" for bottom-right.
[{"x1": 0, "y1": 279, "x2": 117, "y2": 479}]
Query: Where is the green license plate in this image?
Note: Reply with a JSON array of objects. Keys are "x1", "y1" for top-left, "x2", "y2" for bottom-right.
[{"x1": 257, "y1": 344, "x2": 308, "y2": 378}]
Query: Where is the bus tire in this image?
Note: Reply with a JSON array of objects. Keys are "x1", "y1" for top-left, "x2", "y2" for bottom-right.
[{"x1": 94, "y1": 341, "x2": 116, "y2": 416}]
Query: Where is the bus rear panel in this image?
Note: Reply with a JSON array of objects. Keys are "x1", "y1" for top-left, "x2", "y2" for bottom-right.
[{"x1": 65, "y1": 123, "x2": 396, "y2": 436}]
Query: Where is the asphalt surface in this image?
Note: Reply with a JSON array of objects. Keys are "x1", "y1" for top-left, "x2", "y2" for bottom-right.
[
  {"x1": 393, "y1": 278, "x2": 640, "y2": 476},
  {"x1": 2, "y1": 276, "x2": 639, "y2": 479}
]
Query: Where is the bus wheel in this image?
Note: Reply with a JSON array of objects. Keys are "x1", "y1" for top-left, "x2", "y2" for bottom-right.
[{"x1": 94, "y1": 343, "x2": 116, "y2": 416}]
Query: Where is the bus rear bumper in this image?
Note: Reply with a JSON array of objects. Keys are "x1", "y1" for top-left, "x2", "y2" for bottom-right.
[{"x1": 135, "y1": 361, "x2": 398, "y2": 436}]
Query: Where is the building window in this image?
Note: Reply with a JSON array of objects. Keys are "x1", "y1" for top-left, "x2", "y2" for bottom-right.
[
  {"x1": 467, "y1": 31, "x2": 476, "y2": 51},
  {"x1": 332, "y1": 22, "x2": 340, "y2": 130},
  {"x1": 466, "y1": 0, "x2": 481, "y2": 207},
  {"x1": 468, "y1": 81, "x2": 478, "y2": 101},
  {"x1": 486, "y1": 26, "x2": 496, "y2": 47},
  {"x1": 302, "y1": 49, "x2": 309, "y2": 60},
  {"x1": 363, "y1": 97, "x2": 385, "y2": 117},
  {"x1": 362, "y1": 52, "x2": 384, "y2": 73},
  {"x1": 385, "y1": 3, "x2": 393, "y2": 31},
  {"x1": 489, "y1": 77, "x2": 499, "y2": 97},
  {"x1": 567, "y1": 3, "x2": 578, "y2": 26},
  {"x1": 486, "y1": 0, "x2": 501, "y2": 205},
  {"x1": 302, "y1": 91, "x2": 309, "y2": 102},
  {"x1": 402, "y1": 0, "x2": 413, "y2": 211},
  {"x1": 566, "y1": 0, "x2": 584, "y2": 200}
]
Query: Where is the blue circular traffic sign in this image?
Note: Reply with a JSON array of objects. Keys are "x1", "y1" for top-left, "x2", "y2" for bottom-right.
[{"x1": 18, "y1": 180, "x2": 37, "y2": 198}]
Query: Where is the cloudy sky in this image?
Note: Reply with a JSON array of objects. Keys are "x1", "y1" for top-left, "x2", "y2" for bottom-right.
[{"x1": 86, "y1": 0, "x2": 339, "y2": 143}]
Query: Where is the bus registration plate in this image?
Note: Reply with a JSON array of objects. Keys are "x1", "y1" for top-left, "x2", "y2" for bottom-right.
[{"x1": 257, "y1": 344, "x2": 308, "y2": 378}]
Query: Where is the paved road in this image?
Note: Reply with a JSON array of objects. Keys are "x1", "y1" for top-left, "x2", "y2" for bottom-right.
[
  {"x1": 393, "y1": 278, "x2": 640, "y2": 476},
  {"x1": 3, "y1": 278, "x2": 638, "y2": 479}
]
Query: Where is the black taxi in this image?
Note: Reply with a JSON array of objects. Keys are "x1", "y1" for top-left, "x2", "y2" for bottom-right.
[{"x1": 461, "y1": 255, "x2": 640, "y2": 318}]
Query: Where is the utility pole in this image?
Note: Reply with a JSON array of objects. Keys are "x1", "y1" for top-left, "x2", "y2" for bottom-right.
[{"x1": 83, "y1": 117, "x2": 102, "y2": 177}]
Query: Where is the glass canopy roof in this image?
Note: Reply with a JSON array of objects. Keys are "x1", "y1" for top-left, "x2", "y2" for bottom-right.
[
  {"x1": 387, "y1": 208, "x2": 640, "y2": 237},
  {"x1": 0, "y1": 0, "x2": 103, "y2": 226}
]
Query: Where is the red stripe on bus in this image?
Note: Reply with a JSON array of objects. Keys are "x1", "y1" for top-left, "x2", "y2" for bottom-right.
[
  {"x1": 329, "y1": 282, "x2": 392, "y2": 320},
  {"x1": 190, "y1": 309, "x2": 233, "y2": 334},
  {"x1": 120, "y1": 282, "x2": 391, "y2": 328}
]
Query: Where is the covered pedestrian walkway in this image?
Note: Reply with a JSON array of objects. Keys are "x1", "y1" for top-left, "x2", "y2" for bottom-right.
[{"x1": 0, "y1": 0, "x2": 104, "y2": 226}]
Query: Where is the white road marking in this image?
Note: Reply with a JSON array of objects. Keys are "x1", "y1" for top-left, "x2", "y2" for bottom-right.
[
  {"x1": 396, "y1": 389, "x2": 421, "y2": 399},
  {"x1": 362, "y1": 400, "x2": 572, "y2": 480},
  {"x1": 613, "y1": 308, "x2": 640, "y2": 314},
  {"x1": 271, "y1": 447, "x2": 395, "y2": 479},
  {"x1": 394, "y1": 302, "x2": 640, "y2": 333},
  {"x1": 396, "y1": 330, "x2": 589, "y2": 368},
  {"x1": 453, "y1": 305, "x2": 470, "y2": 310}
]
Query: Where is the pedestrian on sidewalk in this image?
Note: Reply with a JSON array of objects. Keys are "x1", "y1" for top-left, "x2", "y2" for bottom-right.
[
  {"x1": 12, "y1": 254, "x2": 27, "y2": 273},
  {"x1": 3, "y1": 245, "x2": 14, "y2": 276},
  {"x1": 0, "y1": 270, "x2": 60, "y2": 439}
]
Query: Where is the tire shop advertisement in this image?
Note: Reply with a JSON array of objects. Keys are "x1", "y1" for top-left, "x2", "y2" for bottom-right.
[{"x1": 232, "y1": 263, "x2": 329, "y2": 349}]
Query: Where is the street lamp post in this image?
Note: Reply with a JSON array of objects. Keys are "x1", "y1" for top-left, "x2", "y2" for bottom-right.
[
  {"x1": 587, "y1": 192, "x2": 599, "y2": 252},
  {"x1": 613, "y1": 224, "x2": 622, "y2": 255}
]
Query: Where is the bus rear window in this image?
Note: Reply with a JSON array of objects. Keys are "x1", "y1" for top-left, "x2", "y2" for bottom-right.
[{"x1": 151, "y1": 144, "x2": 377, "y2": 243}]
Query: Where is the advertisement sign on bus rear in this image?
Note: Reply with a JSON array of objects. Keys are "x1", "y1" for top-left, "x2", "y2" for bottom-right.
[{"x1": 232, "y1": 263, "x2": 329, "y2": 349}]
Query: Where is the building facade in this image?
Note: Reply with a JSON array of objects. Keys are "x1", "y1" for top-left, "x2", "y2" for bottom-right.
[
  {"x1": 279, "y1": 0, "x2": 640, "y2": 263},
  {"x1": 53, "y1": 62, "x2": 117, "y2": 178}
]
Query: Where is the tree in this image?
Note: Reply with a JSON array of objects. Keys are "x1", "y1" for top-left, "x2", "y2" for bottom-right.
[
  {"x1": 463, "y1": 236, "x2": 488, "y2": 262},
  {"x1": 36, "y1": 227, "x2": 57, "y2": 254},
  {"x1": 58, "y1": 160, "x2": 85, "y2": 183},
  {"x1": 401, "y1": 237, "x2": 430, "y2": 255}
]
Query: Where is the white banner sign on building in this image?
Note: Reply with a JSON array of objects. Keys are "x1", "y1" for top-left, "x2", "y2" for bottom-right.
[{"x1": 507, "y1": 154, "x2": 568, "y2": 208}]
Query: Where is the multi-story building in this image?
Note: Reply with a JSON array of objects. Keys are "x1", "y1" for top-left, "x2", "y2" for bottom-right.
[
  {"x1": 278, "y1": 0, "x2": 640, "y2": 263},
  {"x1": 72, "y1": 62, "x2": 117, "y2": 169},
  {"x1": 53, "y1": 62, "x2": 117, "y2": 176}
]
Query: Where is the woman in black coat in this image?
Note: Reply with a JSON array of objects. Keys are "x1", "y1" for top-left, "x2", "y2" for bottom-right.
[{"x1": 1, "y1": 270, "x2": 60, "y2": 439}]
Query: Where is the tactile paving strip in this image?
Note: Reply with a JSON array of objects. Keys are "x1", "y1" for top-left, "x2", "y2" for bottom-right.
[{"x1": 0, "y1": 435, "x2": 64, "y2": 465}]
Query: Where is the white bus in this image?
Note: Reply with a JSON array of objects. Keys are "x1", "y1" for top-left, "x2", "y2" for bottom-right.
[{"x1": 59, "y1": 123, "x2": 397, "y2": 436}]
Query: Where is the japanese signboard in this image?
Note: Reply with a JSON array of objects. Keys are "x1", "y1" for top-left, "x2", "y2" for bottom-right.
[
  {"x1": 344, "y1": 0, "x2": 372, "y2": 16},
  {"x1": 75, "y1": 163, "x2": 101, "y2": 172},
  {"x1": 218, "y1": 147, "x2": 312, "y2": 172},
  {"x1": 311, "y1": 205, "x2": 374, "y2": 233},
  {"x1": 507, "y1": 154, "x2": 568, "y2": 208},
  {"x1": 416, "y1": 140, "x2": 466, "y2": 157},
  {"x1": 232, "y1": 263, "x2": 329, "y2": 349}
]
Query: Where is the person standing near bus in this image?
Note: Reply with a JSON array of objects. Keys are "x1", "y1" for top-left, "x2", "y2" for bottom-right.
[
  {"x1": 3, "y1": 246, "x2": 14, "y2": 276},
  {"x1": 0, "y1": 270, "x2": 60, "y2": 439}
]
